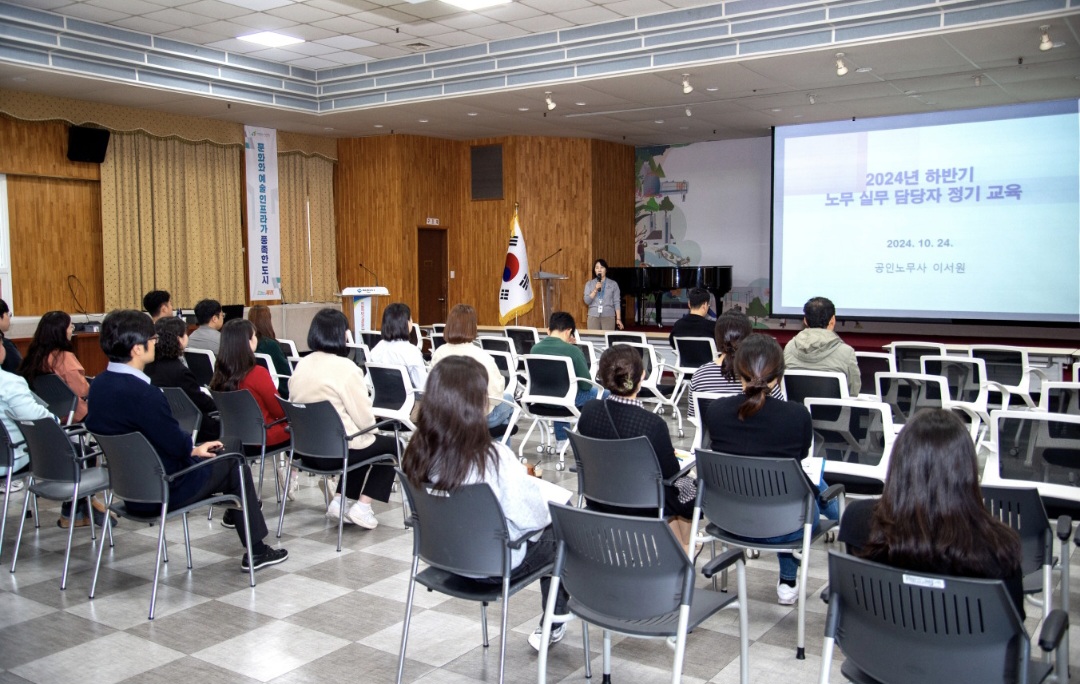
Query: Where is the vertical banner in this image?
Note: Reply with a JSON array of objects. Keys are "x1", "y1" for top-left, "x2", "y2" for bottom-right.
[
  {"x1": 244, "y1": 126, "x2": 281, "y2": 301},
  {"x1": 498, "y1": 205, "x2": 534, "y2": 324},
  {"x1": 0, "y1": 175, "x2": 11, "y2": 306}
]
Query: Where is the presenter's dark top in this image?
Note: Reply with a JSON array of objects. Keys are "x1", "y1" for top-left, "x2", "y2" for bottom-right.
[
  {"x1": 705, "y1": 393, "x2": 811, "y2": 460},
  {"x1": 668, "y1": 313, "x2": 716, "y2": 348},
  {"x1": 85, "y1": 363, "x2": 208, "y2": 507}
]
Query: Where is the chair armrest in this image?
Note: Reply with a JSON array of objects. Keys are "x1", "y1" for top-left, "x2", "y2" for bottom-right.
[
  {"x1": 1056, "y1": 516, "x2": 1073, "y2": 542},
  {"x1": 986, "y1": 380, "x2": 1030, "y2": 408},
  {"x1": 508, "y1": 526, "x2": 546, "y2": 549},
  {"x1": 701, "y1": 548, "x2": 744, "y2": 579},
  {"x1": 345, "y1": 418, "x2": 401, "y2": 441},
  {"x1": 662, "y1": 461, "x2": 697, "y2": 486},
  {"x1": 165, "y1": 452, "x2": 246, "y2": 481},
  {"x1": 265, "y1": 416, "x2": 288, "y2": 428},
  {"x1": 1037, "y1": 609, "x2": 1069, "y2": 652},
  {"x1": 820, "y1": 483, "x2": 845, "y2": 502}
]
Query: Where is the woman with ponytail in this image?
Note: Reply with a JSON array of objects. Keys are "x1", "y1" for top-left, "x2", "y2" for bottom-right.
[
  {"x1": 703, "y1": 333, "x2": 835, "y2": 605},
  {"x1": 687, "y1": 311, "x2": 781, "y2": 418}
]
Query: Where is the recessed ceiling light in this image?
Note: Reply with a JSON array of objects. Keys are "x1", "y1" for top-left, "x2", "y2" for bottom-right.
[
  {"x1": 771, "y1": 108, "x2": 782, "y2": 112},
  {"x1": 793, "y1": 114, "x2": 803, "y2": 118},
  {"x1": 418, "y1": 119, "x2": 428, "y2": 123},
  {"x1": 655, "y1": 119, "x2": 664, "y2": 124},
  {"x1": 237, "y1": 31, "x2": 303, "y2": 48},
  {"x1": 11, "y1": 76, "x2": 26, "y2": 82},
  {"x1": 323, "y1": 127, "x2": 334, "y2": 131},
  {"x1": 706, "y1": 86, "x2": 718, "y2": 92},
  {"x1": 856, "y1": 66, "x2": 872, "y2": 73},
  {"x1": 441, "y1": 0, "x2": 510, "y2": 9},
  {"x1": 575, "y1": 102, "x2": 586, "y2": 106},
  {"x1": 518, "y1": 107, "x2": 530, "y2": 111},
  {"x1": 374, "y1": 124, "x2": 384, "y2": 128},
  {"x1": 467, "y1": 112, "x2": 478, "y2": 116}
]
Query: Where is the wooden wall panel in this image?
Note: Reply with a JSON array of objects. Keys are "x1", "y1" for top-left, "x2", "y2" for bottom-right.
[
  {"x1": 0, "y1": 117, "x2": 100, "y2": 180},
  {"x1": 7, "y1": 175, "x2": 104, "y2": 315},
  {"x1": 591, "y1": 141, "x2": 635, "y2": 268}
]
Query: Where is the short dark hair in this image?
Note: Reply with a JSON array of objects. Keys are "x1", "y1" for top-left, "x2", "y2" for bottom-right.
[
  {"x1": 598, "y1": 345, "x2": 642, "y2": 396},
  {"x1": 100, "y1": 309, "x2": 155, "y2": 363},
  {"x1": 154, "y1": 316, "x2": 188, "y2": 361},
  {"x1": 307, "y1": 308, "x2": 349, "y2": 356},
  {"x1": 688, "y1": 288, "x2": 710, "y2": 310},
  {"x1": 193, "y1": 299, "x2": 222, "y2": 325},
  {"x1": 142, "y1": 290, "x2": 171, "y2": 317},
  {"x1": 592, "y1": 259, "x2": 609, "y2": 275},
  {"x1": 803, "y1": 297, "x2": 836, "y2": 328},
  {"x1": 444, "y1": 304, "x2": 477, "y2": 344},
  {"x1": 548, "y1": 311, "x2": 576, "y2": 333},
  {"x1": 0, "y1": 298, "x2": 9, "y2": 317},
  {"x1": 380, "y1": 302, "x2": 412, "y2": 342}
]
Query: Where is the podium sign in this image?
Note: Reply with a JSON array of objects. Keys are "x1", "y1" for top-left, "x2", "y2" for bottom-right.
[{"x1": 339, "y1": 287, "x2": 389, "y2": 339}]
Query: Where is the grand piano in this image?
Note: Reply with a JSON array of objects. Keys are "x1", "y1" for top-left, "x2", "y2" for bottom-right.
[{"x1": 606, "y1": 265, "x2": 733, "y2": 326}]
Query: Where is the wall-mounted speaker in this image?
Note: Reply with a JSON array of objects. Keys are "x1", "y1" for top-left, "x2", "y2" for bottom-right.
[
  {"x1": 67, "y1": 125, "x2": 111, "y2": 163},
  {"x1": 470, "y1": 144, "x2": 503, "y2": 200}
]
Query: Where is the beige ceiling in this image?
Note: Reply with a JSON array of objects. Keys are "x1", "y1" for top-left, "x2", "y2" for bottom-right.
[{"x1": 2, "y1": 0, "x2": 1079, "y2": 145}]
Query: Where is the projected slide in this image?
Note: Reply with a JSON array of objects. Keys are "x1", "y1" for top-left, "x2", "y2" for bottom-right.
[{"x1": 771, "y1": 100, "x2": 1080, "y2": 323}]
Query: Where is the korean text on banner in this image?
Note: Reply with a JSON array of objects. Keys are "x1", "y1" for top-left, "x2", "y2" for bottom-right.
[{"x1": 244, "y1": 126, "x2": 281, "y2": 301}]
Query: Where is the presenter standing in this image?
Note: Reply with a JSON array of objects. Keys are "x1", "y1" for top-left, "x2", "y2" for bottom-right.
[{"x1": 583, "y1": 259, "x2": 623, "y2": 330}]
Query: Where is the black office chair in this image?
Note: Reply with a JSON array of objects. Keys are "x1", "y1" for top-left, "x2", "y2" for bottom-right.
[
  {"x1": 161, "y1": 387, "x2": 204, "y2": 442},
  {"x1": 275, "y1": 398, "x2": 397, "y2": 552},
  {"x1": 9, "y1": 416, "x2": 112, "y2": 590},
  {"x1": 539, "y1": 503, "x2": 749, "y2": 684},
  {"x1": 820, "y1": 551, "x2": 1069, "y2": 684},
  {"x1": 781, "y1": 369, "x2": 847, "y2": 405},
  {"x1": 184, "y1": 349, "x2": 216, "y2": 387},
  {"x1": 396, "y1": 473, "x2": 552, "y2": 684},
  {"x1": 211, "y1": 389, "x2": 289, "y2": 503},
  {"x1": 31, "y1": 374, "x2": 80, "y2": 426},
  {"x1": 89, "y1": 432, "x2": 257, "y2": 619},
  {"x1": 0, "y1": 420, "x2": 33, "y2": 561},
  {"x1": 567, "y1": 432, "x2": 688, "y2": 518}
]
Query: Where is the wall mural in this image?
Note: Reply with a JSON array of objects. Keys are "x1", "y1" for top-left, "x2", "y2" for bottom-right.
[{"x1": 634, "y1": 138, "x2": 773, "y2": 325}]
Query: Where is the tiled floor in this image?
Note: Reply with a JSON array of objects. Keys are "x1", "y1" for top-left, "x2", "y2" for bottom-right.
[{"x1": 1, "y1": 409, "x2": 1076, "y2": 684}]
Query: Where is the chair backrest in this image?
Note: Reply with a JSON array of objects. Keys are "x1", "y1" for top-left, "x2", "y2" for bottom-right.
[
  {"x1": 276, "y1": 338, "x2": 300, "y2": 358},
  {"x1": 503, "y1": 326, "x2": 538, "y2": 355},
  {"x1": 479, "y1": 336, "x2": 516, "y2": 363},
  {"x1": 0, "y1": 419, "x2": 15, "y2": 470},
  {"x1": 549, "y1": 503, "x2": 693, "y2": 620},
  {"x1": 567, "y1": 432, "x2": 665, "y2": 514},
  {"x1": 806, "y1": 397, "x2": 894, "y2": 489},
  {"x1": 210, "y1": 389, "x2": 270, "y2": 446},
  {"x1": 781, "y1": 369, "x2": 848, "y2": 404},
  {"x1": 31, "y1": 374, "x2": 78, "y2": 425},
  {"x1": 673, "y1": 336, "x2": 717, "y2": 370},
  {"x1": 691, "y1": 391, "x2": 728, "y2": 450},
  {"x1": 184, "y1": 348, "x2": 216, "y2": 387},
  {"x1": 16, "y1": 416, "x2": 82, "y2": 483},
  {"x1": 605, "y1": 331, "x2": 647, "y2": 348},
  {"x1": 161, "y1": 387, "x2": 203, "y2": 441},
  {"x1": 984, "y1": 409, "x2": 1080, "y2": 505},
  {"x1": 921, "y1": 355, "x2": 987, "y2": 406},
  {"x1": 575, "y1": 341, "x2": 598, "y2": 379},
  {"x1": 618, "y1": 342, "x2": 661, "y2": 385},
  {"x1": 486, "y1": 350, "x2": 517, "y2": 397},
  {"x1": 359, "y1": 330, "x2": 382, "y2": 349},
  {"x1": 521, "y1": 355, "x2": 575, "y2": 404},
  {"x1": 969, "y1": 345, "x2": 1029, "y2": 390},
  {"x1": 1040, "y1": 381, "x2": 1080, "y2": 415},
  {"x1": 889, "y1": 341, "x2": 948, "y2": 374},
  {"x1": 398, "y1": 473, "x2": 513, "y2": 577},
  {"x1": 92, "y1": 431, "x2": 169, "y2": 504},
  {"x1": 367, "y1": 363, "x2": 415, "y2": 414},
  {"x1": 695, "y1": 449, "x2": 815, "y2": 539},
  {"x1": 980, "y1": 485, "x2": 1051, "y2": 578},
  {"x1": 854, "y1": 352, "x2": 894, "y2": 397},
  {"x1": 431, "y1": 323, "x2": 446, "y2": 335},
  {"x1": 875, "y1": 372, "x2": 950, "y2": 424},
  {"x1": 345, "y1": 342, "x2": 369, "y2": 372},
  {"x1": 276, "y1": 398, "x2": 349, "y2": 460},
  {"x1": 254, "y1": 353, "x2": 282, "y2": 387},
  {"x1": 431, "y1": 333, "x2": 446, "y2": 350},
  {"x1": 826, "y1": 551, "x2": 1029, "y2": 684}
]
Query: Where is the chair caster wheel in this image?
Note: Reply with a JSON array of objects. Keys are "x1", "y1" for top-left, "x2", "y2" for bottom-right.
[
  {"x1": 555, "y1": 462, "x2": 565, "y2": 472},
  {"x1": 657, "y1": 408, "x2": 665, "y2": 415},
  {"x1": 520, "y1": 457, "x2": 528, "y2": 465},
  {"x1": 678, "y1": 430, "x2": 685, "y2": 438},
  {"x1": 536, "y1": 445, "x2": 545, "y2": 454},
  {"x1": 748, "y1": 549, "x2": 760, "y2": 559},
  {"x1": 825, "y1": 530, "x2": 837, "y2": 543},
  {"x1": 547, "y1": 446, "x2": 556, "y2": 455}
]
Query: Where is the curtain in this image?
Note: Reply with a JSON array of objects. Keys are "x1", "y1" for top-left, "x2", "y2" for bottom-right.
[
  {"x1": 100, "y1": 131, "x2": 245, "y2": 311},
  {"x1": 278, "y1": 153, "x2": 338, "y2": 303}
]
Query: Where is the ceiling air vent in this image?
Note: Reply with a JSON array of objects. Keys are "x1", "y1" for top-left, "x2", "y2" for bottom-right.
[{"x1": 404, "y1": 42, "x2": 433, "y2": 52}]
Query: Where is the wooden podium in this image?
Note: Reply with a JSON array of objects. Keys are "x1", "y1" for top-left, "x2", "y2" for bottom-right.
[{"x1": 339, "y1": 286, "x2": 389, "y2": 340}]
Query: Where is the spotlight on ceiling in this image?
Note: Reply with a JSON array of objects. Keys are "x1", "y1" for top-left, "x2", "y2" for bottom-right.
[
  {"x1": 685, "y1": 107, "x2": 692, "y2": 117},
  {"x1": 808, "y1": 93, "x2": 816, "y2": 105},
  {"x1": 681, "y1": 74, "x2": 693, "y2": 94},
  {"x1": 1040, "y1": 25, "x2": 1053, "y2": 51},
  {"x1": 835, "y1": 52, "x2": 848, "y2": 76},
  {"x1": 544, "y1": 92, "x2": 556, "y2": 111}
]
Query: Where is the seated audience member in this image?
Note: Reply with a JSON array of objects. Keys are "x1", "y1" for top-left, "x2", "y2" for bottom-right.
[
  {"x1": 247, "y1": 305, "x2": 291, "y2": 398},
  {"x1": 429, "y1": 304, "x2": 512, "y2": 429},
  {"x1": 209, "y1": 319, "x2": 290, "y2": 456},
  {"x1": 289, "y1": 309, "x2": 399, "y2": 529},
  {"x1": 369, "y1": 303, "x2": 427, "y2": 389},
  {"x1": 704, "y1": 333, "x2": 837, "y2": 605},
  {"x1": 668, "y1": 287, "x2": 717, "y2": 348},
  {"x1": 19, "y1": 311, "x2": 90, "y2": 424},
  {"x1": 783, "y1": 296, "x2": 860, "y2": 395},
  {"x1": 839, "y1": 408, "x2": 1024, "y2": 615},
  {"x1": 402, "y1": 356, "x2": 571, "y2": 651},
  {"x1": 688, "y1": 311, "x2": 780, "y2": 418},
  {"x1": 144, "y1": 316, "x2": 221, "y2": 442},
  {"x1": 85, "y1": 310, "x2": 287, "y2": 570},
  {"x1": 142, "y1": 290, "x2": 174, "y2": 323},
  {"x1": 0, "y1": 341, "x2": 53, "y2": 494},
  {"x1": 187, "y1": 299, "x2": 224, "y2": 355},
  {"x1": 577, "y1": 345, "x2": 695, "y2": 520},
  {"x1": 0, "y1": 298, "x2": 21, "y2": 373},
  {"x1": 530, "y1": 311, "x2": 598, "y2": 449}
]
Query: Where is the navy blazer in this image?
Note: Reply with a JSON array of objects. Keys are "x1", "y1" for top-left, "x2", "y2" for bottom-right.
[{"x1": 86, "y1": 369, "x2": 209, "y2": 505}]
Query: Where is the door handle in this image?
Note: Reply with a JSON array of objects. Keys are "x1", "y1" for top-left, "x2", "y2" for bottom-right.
[{"x1": 437, "y1": 298, "x2": 446, "y2": 302}]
